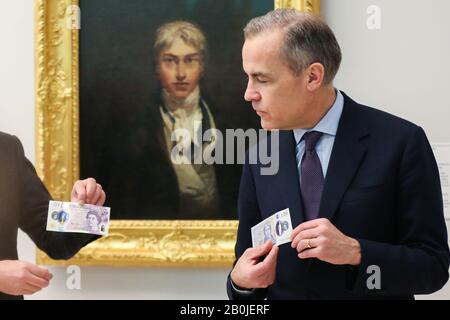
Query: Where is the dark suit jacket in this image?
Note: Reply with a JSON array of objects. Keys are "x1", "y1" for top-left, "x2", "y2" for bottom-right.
[
  {"x1": 0, "y1": 132, "x2": 97, "y2": 300},
  {"x1": 105, "y1": 95, "x2": 242, "y2": 219},
  {"x1": 227, "y1": 92, "x2": 450, "y2": 299}
]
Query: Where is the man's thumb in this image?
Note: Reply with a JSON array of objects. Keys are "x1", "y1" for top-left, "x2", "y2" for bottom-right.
[{"x1": 250, "y1": 240, "x2": 273, "y2": 258}]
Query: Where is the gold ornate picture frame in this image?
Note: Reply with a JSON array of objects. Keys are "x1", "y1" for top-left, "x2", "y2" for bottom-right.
[{"x1": 35, "y1": 0, "x2": 320, "y2": 267}]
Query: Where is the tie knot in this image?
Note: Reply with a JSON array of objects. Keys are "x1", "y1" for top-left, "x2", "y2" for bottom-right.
[{"x1": 303, "y1": 131, "x2": 323, "y2": 151}]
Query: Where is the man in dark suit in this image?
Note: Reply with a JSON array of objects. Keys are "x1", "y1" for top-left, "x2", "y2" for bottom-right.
[
  {"x1": 227, "y1": 9, "x2": 449, "y2": 299},
  {"x1": 0, "y1": 132, "x2": 106, "y2": 299}
]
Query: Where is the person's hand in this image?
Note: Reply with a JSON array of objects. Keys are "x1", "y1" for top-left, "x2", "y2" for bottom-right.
[
  {"x1": 0, "y1": 260, "x2": 53, "y2": 296},
  {"x1": 71, "y1": 177, "x2": 106, "y2": 206},
  {"x1": 291, "y1": 218, "x2": 361, "y2": 265},
  {"x1": 230, "y1": 241, "x2": 279, "y2": 290}
]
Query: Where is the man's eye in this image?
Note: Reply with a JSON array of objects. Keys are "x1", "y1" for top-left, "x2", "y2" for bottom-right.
[
  {"x1": 185, "y1": 57, "x2": 199, "y2": 64},
  {"x1": 163, "y1": 57, "x2": 177, "y2": 64},
  {"x1": 256, "y1": 78, "x2": 268, "y2": 84}
]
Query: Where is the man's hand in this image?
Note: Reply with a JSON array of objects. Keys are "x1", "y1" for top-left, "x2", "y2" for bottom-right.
[
  {"x1": 0, "y1": 260, "x2": 53, "y2": 296},
  {"x1": 230, "y1": 241, "x2": 279, "y2": 290},
  {"x1": 71, "y1": 178, "x2": 106, "y2": 206},
  {"x1": 291, "y1": 218, "x2": 361, "y2": 265}
]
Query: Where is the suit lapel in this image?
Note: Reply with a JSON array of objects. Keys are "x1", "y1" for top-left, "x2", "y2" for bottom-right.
[
  {"x1": 319, "y1": 95, "x2": 369, "y2": 221},
  {"x1": 276, "y1": 130, "x2": 305, "y2": 227}
]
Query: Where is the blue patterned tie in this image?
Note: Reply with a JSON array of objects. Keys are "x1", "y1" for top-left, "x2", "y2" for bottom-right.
[{"x1": 300, "y1": 131, "x2": 324, "y2": 220}]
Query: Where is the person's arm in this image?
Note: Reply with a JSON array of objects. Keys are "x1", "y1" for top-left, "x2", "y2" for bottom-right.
[
  {"x1": 349, "y1": 126, "x2": 450, "y2": 295},
  {"x1": 14, "y1": 136, "x2": 102, "y2": 260}
]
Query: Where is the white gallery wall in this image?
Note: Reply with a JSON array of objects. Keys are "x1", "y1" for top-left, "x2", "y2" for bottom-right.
[{"x1": 0, "y1": 0, "x2": 448, "y2": 299}]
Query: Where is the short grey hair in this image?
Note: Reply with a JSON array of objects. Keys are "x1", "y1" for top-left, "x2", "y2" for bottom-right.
[
  {"x1": 153, "y1": 20, "x2": 207, "y2": 71},
  {"x1": 244, "y1": 9, "x2": 342, "y2": 84}
]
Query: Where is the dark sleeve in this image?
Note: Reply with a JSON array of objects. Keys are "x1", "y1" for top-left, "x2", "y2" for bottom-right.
[
  {"x1": 349, "y1": 126, "x2": 450, "y2": 295},
  {"x1": 227, "y1": 158, "x2": 268, "y2": 300},
  {"x1": 15, "y1": 136, "x2": 99, "y2": 260}
]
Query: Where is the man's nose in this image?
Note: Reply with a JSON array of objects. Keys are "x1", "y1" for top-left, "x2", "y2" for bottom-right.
[
  {"x1": 244, "y1": 83, "x2": 261, "y2": 102},
  {"x1": 176, "y1": 63, "x2": 186, "y2": 81}
]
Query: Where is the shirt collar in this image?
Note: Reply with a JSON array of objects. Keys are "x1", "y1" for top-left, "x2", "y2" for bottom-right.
[{"x1": 293, "y1": 89, "x2": 344, "y2": 144}]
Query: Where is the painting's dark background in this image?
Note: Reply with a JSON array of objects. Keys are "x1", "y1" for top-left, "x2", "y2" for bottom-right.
[{"x1": 79, "y1": 0, "x2": 273, "y2": 219}]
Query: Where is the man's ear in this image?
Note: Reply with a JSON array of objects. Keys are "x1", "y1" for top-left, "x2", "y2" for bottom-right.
[{"x1": 306, "y1": 63, "x2": 325, "y2": 91}]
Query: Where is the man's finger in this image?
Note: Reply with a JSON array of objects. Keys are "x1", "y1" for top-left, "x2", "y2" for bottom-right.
[
  {"x1": 253, "y1": 244, "x2": 279, "y2": 276},
  {"x1": 71, "y1": 180, "x2": 87, "y2": 204},
  {"x1": 246, "y1": 240, "x2": 273, "y2": 260},
  {"x1": 296, "y1": 237, "x2": 318, "y2": 253},
  {"x1": 45, "y1": 271, "x2": 53, "y2": 281},
  {"x1": 259, "y1": 244, "x2": 279, "y2": 271},
  {"x1": 90, "y1": 184, "x2": 102, "y2": 205},
  {"x1": 95, "y1": 191, "x2": 106, "y2": 206},
  {"x1": 291, "y1": 228, "x2": 320, "y2": 248},
  {"x1": 253, "y1": 245, "x2": 279, "y2": 285},
  {"x1": 85, "y1": 178, "x2": 97, "y2": 203},
  {"x1": 291, "y1": 219, "x2": 323, "y2": 240},
  {"x1": 26, "y1": 273, "x2": 50, "y2": 289},
  {"x1": 27, "y1": 263, "x2": 51, "y2": 280},
  {"x1": 24, "y1": 283, "x2": 43, "y2": 294},
  {"x1": 22, "y1": 289, "x2": 35, "y2": 295},
  {"x1": 298, "y1": 247, "x2": 320, "y2": 260}
]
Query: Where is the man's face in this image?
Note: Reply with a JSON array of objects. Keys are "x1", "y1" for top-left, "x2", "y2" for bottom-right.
[
  {"x1": 157, "y1": 38, "x2": 203, "y2": 100},
  {"x1": 242, "y1": 31, "x2": 312, "y2": 130}
]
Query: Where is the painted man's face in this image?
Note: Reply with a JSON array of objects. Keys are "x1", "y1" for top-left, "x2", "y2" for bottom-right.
[{"x1": 158, "y1": 38, "x2": 203, "y2": 100}]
